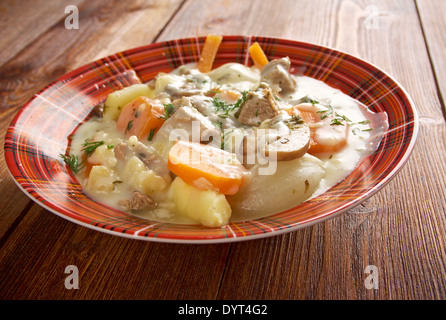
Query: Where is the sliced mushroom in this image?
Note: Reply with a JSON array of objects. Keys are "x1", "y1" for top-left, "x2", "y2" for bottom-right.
[
  {"x1": 263, "y1": 124, "x2": 310, "y2": 161},
  {"x1": 242, "y1": 114, "x2": 310, "y2": 162},
  {"x1": 260, "y1": 57, "x2": 297, "y2": 94}
]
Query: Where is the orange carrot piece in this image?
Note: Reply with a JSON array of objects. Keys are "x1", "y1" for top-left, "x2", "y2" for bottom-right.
[
  {"x1": 248, "y1": 42, "x2": 269, "y2": 69},
  {"x1": 287, "y1": 105, "x2": 349, "y2": 155},
  {"x1": 198, "y1": 34, "x2": 223, "y2": 73},
  {"x1": 167, "y1": 140, "x2": 249, "y2": 195},
  {"x1": 116, "y1": 96, "x2": 166, "y2": 141},
  {"x1": 214, "y1": 90, "x2": 241, "y2": 103}
]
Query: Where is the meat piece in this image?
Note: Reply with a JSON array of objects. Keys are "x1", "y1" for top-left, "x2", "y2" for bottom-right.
[
  {"x1": 114, "y1": 142, "x2": 130, "y2": 161},
  {"x1": 90, "y1": 102, "x2": 104, "y2": 118},
  {"x1": 171, "y1": 96, "x2": 193, "y2": 109},
  {"x1": 164, "y1": 73, "x2": 211, "y2": 99},
  {"x1": 153, "y1": 106, "x2": 221, "y2": 146},
  {"x1": 260, "y1": 57, "x2": 297, "y2": 94},
  {"x1": 119, "y1": 191, "x2": 154, "y2": 211},
  {"x1": 237, "y1": 83, "x2": 279, "y2": 126}
]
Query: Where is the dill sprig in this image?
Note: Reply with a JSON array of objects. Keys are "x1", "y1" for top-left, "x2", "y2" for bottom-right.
[
  {"x1": 60, "y1": 137, "x2": 106, "y2": 174},
  {"x1": 81, "y1": 138, "x2": 105, "y2": 156},
  {"x1": 220, "y1": 129, "x2": 233, "y2": 150},
  {"x1": 351, "y1": 120, "x2": 373, "y2": 134},
  {"x1": 147, "y1": 128, "x2": 157, "y2": 141},
  {"x1": 283, "y1": 115, "x2": 306, "y2": 129},
  {"x1": 125, "y1": 120, "x2": 133, "y2": 134},
  {"x1": 233, "y1": 90, "x2": 249, "y2": 110},
  {"x1": 211, "y1": 97, "x2": 232, "y2": 112},
  {"x1": 159, "y1": 103, "x2": 175, "y2": 120},
  {"x1": 211, "y1": 90, "x2": 249, "y2": 117},
  {"x1": 60, "y1": 154, "x2": 84, "y2": 174},
  {"x1": 301, "y1": 96, "x2": 319, "y2": 105},
  {"x1": 316, "y1": 104, "x2": 351, "y2": 125}
]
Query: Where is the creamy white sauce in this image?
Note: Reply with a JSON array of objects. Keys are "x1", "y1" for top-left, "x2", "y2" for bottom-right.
[
  {"x1": 69, "y1": 61, "x2": 387, "y2": 226},
  {"x1": 287, "y1": 76, "x2": 378, "y2": 197}
]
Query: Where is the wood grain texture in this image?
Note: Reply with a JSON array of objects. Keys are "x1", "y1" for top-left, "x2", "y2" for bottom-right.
[
  {"x1": 0, "y1": 0, "x2": 84, "y2": 67},
  {"x1": 0, "y1": 205, "x2": 230, "y2": 299},
  {"x1": 416, "y1": 0, "x2": 446, "y2": 117},
  {"x1": 159, "y1": 0, "x2": 446, "y2": 299},
  {"x1": 1, "y1": 0, "x2": 445, "y2": 300},
  {"x1": 0, "y1": 0, "x2": 183, "y2": 239}
]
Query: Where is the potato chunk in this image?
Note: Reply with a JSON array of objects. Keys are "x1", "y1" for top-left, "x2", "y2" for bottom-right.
[
  {"x1": 121, "y1": 156, "x2": 168, "y2": 195},
  {"x1": 103, "y1": 84, "x2": 155, "y2": 121},
  {"x1": 85, "y1": 165, "x2": 119, "y2": 192},
  {"x1": 170, "y1": 177, "x2": 232, "y2": 227},
  {"x1": 228, "y1": 154, "x2": 325, "y2": 219},
  {"x1": 87, "y1": 144, "x2": 118, "y2": 167}
]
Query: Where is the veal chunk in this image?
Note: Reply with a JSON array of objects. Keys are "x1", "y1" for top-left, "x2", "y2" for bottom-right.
[
  {"x1": 119, "y1": 191, "x2": 154, "y2": 211},
  {"x1": 154, "y1": 106, "x2": 221, "y2": 146},
  {"x1": 237, "y1": 83, "x2": 279, "y2": 126},
  {"x1": 260, "y1": 57, "x2": 297, "y2": 94}
]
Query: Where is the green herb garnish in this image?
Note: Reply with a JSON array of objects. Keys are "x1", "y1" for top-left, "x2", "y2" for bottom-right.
[
  {"x1": 214, "y1": 120, "x2": 223, "y2": 131},
  {"x1": 316, "y1": 104, "x2": 351, "y2": 125},
  {"x1": 125, "y1": 120, "x2": 133, "y2": 134},
  {"x1": 147, "y1": 128, "x2": 157, "y2": 141},
  {"x1": 211, "y1": 90, "x2": 249, "y2": 118},
  {"x1": 301, "y1": 96, "x2": 319, "y2": 105},
  {"x1": 283, "y1": 115, "x2": 306, "y2": 129},
  {"x1": 220, "y1": 129, "x2": 233, "y2": 150},
  {"x1": 351, "y1": 120, "x2": 373, "y2": 134},
  {"x1": 160, "y1": 103, "x2": 175, "y2": 120},
  {"x1": 330, "y1": 118, "x2": 345, "y2": 126},
  {"x1": 81, "y1": 138, "x2": 105, "y2": 157},
  {"x1": 233, "y1": 90, "x2": 249, "y2": 109},
  {"x1": 212, "y1": 97, "x2": 232, "y2": 112},
  {"x1": 60, "y1": 154, "x2": 84, "y2": 174}
]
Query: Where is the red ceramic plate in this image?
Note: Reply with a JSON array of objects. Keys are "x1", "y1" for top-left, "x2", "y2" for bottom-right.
[{"x1": 4, "y1": 36, "x2": 418, "y2": 243}]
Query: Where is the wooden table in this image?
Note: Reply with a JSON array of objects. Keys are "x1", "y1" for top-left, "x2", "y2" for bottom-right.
[{"x1": 1, "y1": 0, "x2": 446, "y2": 302}]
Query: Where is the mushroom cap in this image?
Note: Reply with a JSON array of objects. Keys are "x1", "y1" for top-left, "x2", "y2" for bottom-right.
[
  {"x1": 242, "y1": 119, "x2": 311, "y2": 163},
  {"x1": 263, "y1": 122, "x2": 311, "y2": 161}
]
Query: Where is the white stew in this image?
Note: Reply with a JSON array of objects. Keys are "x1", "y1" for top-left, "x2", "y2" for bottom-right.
[{"x1": 65, "y1": 57, "x2": 383, "y2": 227}]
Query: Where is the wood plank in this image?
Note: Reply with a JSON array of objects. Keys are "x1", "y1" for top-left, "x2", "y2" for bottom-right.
[
  {"x1": 1, "y1": 0, "x2": 446, "y2": 300},
  {"x1": 416, "y1": 0, "x2": 446, "y2": 116},
  {"x1": 0, "y1": 204, "x2": 230, "y2": 299},
  {"x1": 1, "y1": 0, "x2": 232, "y2": 301},
  {"x1": 0, "y1": 0, "x2": 84, "y2": 67},
  {"x1": 158, "y1": 0, "x2": 446, "y2": 299},
  {"x1": 0, "y1": 0, "x2": 183, "y2": 239}
]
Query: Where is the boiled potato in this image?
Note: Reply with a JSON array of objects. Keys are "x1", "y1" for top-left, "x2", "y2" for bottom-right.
[
  {"x1": 103, "y1": 84, "x2": 155, "y2": 121},
  {"x1": 154, "y1": 73, "x2": 180, "y2": 97},
  {"x1": 207, "y1": 63, "x2": 260, "y2": 85},
  {"x1": 170, "y1": 177, "x2": 231, "y2": 227},
  {"x1": 87, "y1": 144, "x2": 117, "y2": 168},
  {"x1": 121, "y1": 156, "x2": 168, "y2": 195},
  {"x1": 85, "y1": 165, "x2": 119, "y2": 192},
  {"x1": 228, "y1": 154, "x2": 325, "y2": 219}
]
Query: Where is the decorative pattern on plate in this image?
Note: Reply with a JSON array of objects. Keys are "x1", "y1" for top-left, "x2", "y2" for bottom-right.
[{"x1": 4, "y1": 36, "x2": 418, "y2": 243}]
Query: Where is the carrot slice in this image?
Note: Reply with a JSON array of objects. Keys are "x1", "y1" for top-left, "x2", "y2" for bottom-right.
[
  {"x1": 116, "y1": 96, "x2": 166, "y2": 141},
  {"x1": 287, "y1": 105, "x2": 349, "y2": 155},
  {"x1": 167, "y1": 140, "x2": 249, "y2": 195},
  {"x1": 248, "y1": 42, "x2": 269, "y2": 69},
  {"x1": 198, "y1": 34, "x2": 223, "y2": 73}
]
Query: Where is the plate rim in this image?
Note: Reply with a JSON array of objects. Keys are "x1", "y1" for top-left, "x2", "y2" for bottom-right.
[{"x1": 4, "y1": 35, "x2": 419, "y2": 243}]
